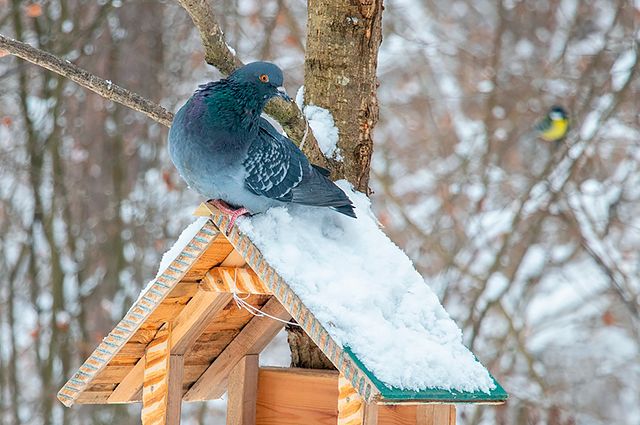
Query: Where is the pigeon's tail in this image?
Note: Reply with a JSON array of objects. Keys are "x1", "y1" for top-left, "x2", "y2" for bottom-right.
[{"x1": 332, "y1": 204, "x2": 357, "y2": 218}]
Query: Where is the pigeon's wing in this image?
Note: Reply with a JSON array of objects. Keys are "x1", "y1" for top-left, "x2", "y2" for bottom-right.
[
  {"x1": 242, "y1": 118, "x2": 305, "y2": 201},
  {"x1": 243, "y1": 118, "x2": 356, "y2": 217}
]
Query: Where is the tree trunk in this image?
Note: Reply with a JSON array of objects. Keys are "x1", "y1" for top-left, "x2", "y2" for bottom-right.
[{"x1": 287, "y1": 0, "x2": 383, "y2": 368}]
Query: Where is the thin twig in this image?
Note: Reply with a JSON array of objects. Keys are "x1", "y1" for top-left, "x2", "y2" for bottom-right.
[{"x1": 0, "y1": 34, "x2": 174, "y2": 127}]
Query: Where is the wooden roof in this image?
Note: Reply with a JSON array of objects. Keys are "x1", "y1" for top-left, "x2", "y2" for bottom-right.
[{"x1": 58, "y1": 203, "x2": 506, "y2": 407}]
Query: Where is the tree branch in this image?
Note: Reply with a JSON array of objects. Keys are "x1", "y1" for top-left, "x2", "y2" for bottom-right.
[
  {"x1": 175, "y1": 0, "x2": 241, "y2": 75},
  {"x1": 0, "y1": 34, "x2": 173, "y2": 127}
]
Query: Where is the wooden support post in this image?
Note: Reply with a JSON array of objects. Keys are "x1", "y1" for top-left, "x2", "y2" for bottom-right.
[
  {"x1": 363, "y1": 402, "x2": 378, "y2": 425},
  {"x1": 338, "y1": 374, "x2": 365, "y2": 425},
  {"x1": 167, "y1": 355, "x2": 184, "y2": 424},
  {"x1": 416, "y1": 405, "x2": 456, "y2": 425},
  {"x1": 141, "y1": 324, "x2": 184, "y2": 425},
  {"x1": 226, "y1": 355, "x2": 259, "y2": 425}
]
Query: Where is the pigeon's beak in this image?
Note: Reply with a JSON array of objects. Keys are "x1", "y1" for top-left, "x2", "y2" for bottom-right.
[{"x1": 276, "y1": 86, "x2": 291, "y2": 102}]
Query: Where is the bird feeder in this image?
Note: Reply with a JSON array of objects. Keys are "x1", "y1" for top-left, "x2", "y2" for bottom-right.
[{"x1": 58, "y1": 202, "x2": 507, "y2": 424}]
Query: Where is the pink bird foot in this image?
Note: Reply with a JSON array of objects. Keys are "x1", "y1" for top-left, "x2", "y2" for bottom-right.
[{"x1": 209, "y1": 199, "x2": 250, "y2": 235}]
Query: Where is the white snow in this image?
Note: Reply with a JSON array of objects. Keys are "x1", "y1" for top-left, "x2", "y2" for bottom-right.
[
  {"x1": 295, "y1": 85, "x2": 305, "y2": 110},
  {"x1": 156, "y1": 216, "x2": 210, "y2": 278},
  {"x1": 238, "y1": 181, "x2": 496, "y2": 393},
  {"x1": 295, "y1": 85, "x2": 342, "y2": 159},
  {"x1": 611, "y1": 49, "x2": 637, "y2": 91}
]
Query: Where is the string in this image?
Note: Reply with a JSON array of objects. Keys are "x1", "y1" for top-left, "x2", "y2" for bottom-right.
[{"x1": 230, "y1": 267, "x2": 300, "y2": 327}]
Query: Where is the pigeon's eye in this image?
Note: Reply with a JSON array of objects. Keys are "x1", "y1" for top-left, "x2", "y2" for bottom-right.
[{"x1": 259, "y1": 74, "x2": 270, "y2": 83}]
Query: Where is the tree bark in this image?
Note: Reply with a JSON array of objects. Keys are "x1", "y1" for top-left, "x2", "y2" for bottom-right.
[
  {"x1": 287, "y1": 0, "x2": 384, "y2": 369},
  {"x1": 302, "y1": 0, "x2": 383, "y2": 193}
]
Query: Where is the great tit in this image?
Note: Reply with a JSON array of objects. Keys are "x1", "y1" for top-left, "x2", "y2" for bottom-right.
[{"x1": 535, "y1": 105, "x2": 569, "y2": 142}]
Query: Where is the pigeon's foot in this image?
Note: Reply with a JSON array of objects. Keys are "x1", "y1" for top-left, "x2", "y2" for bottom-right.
[{"x1": 209, "y1": 199, "x2": 250, "y2": 235}]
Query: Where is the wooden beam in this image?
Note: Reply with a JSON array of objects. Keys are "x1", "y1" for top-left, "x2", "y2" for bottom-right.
[
  {"x1": 416, "y1": 405, "x2": 456, "y2": 425},
  {"x1": 363, "y1": 402, "x2": 378, "y2": 425},
  {"x1": 142, "y1": 324, "x2": 181, "y2": 425},
  {"x1": 202, "y1": 267, "x2": 271, "y2": 294},
  {"x1": 255, "y1": 367, "x2": 339, "y2": 425},
  {"x1": 226, "y1": 355, "x2": 259, "y2": 425},
  {"x1": 183, "y1": 297, "x2": 290, "y2": 401},
  {"x1": 167, "y1": 355, "x2": 184, "y2": 425},
  {"x1": 108, "y1": 290, "x2": 233, "y2": 403},
  {"x1": 338, "y1": 374, "x2": 364, "y2": 425}
]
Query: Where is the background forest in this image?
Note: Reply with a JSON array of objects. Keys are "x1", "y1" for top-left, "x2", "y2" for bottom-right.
[{"x1": 0, "y1": 0, "x2": 639, "y2": 424}]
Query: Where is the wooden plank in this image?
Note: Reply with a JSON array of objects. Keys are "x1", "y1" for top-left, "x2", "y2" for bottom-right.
[
  {"x1": 108, "y1": 290, "x2": 233, "y2": 403},
  {"x1": 183, "y1": 298, "x2": 290, "y2": 401},
  {"x1": 227, "y1": 355, "x2": 259, "y2": 425},
  {"x1": 416, "y1": 405, "x2": 455, "y2": 425},
  {"x1": 364, "y1": 403, "x2": 379, "y2": 425},
  {"x1": 182, "y1": 236, "x2": 235, "y2": 281},
  {"x1": 93, "y1": 364, "x2": 207, "y2": 386},
  {"x1": 75, "y1": 391, "x2": 113, "y2": 404},
  {"x1": 378, "y1": 405, "x2": 417, "y2": 425},
  {"x1": 202, "y1": 267, "x2": 271, "y2": 294},
  {"x1": 338, "y1": 373, "x2": 364, "y2": 425},
  {"x1": 255, "y1": 367, "x2": 339, "y2": 425},
  {"x1": 171, "y1": 291, "x2": 234, "y2": 355},
  {"x1": 167, "y1": 355, "x2": 184, "y2": 425},
  {"x1": 142, "y1": 324, "x2": 171, "y2": 425},
  {"x1": 166, "y1": 282, "x2": 199, "y2": 299}
]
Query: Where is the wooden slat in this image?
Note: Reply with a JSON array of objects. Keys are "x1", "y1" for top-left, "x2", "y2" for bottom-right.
[
  {"x1": 171, "y1": 292, "x2": 234, "y2": 355},
  {"x1": 226, "y1": 355, "x2": 259, "y2": 425},
  {"x1": 202, "y1": 267, "x2": 271, "y2": 294},
  {"x1": 165, "y1": 282, "x2": 199, "y2": 299},
  {"x1": 364, "y1": 403, "x2": 379, "y2": 425},
  {"x1": 255, "y1": 367, "x2": 339, "y2": 425},
  {"x1": 416, "y1": 405, "x2": 456, "y2": 425},
  {"x1": 142, "y1": 324, "x2": 171, "y2": 425},
  {"x1": 108, "y1": 290, "x2": 233, "y2": 403},
  {"x1": 183, "y1": 297, "x2": 290, "y2": 401},
  {"x1": 92, "y1": 364, "x2": 207, "y2": 386},
  {"x1": 338, "y1": 374, "x2": 364, "y2": 425},
  {"x1": 182, "y1": 236, "x2": 235, "y2": 281},
  {"x1": 167, "y1": 355, "x2": 184, "y2": 425}
]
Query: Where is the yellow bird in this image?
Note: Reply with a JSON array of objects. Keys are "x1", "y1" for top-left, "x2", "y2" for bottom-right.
[{"x1": 536, "y1": 105, "x2": 569, "y2": 142}]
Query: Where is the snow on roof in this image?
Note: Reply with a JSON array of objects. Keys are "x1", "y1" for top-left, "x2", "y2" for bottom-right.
[{"x1": 238, "y1": 181, "x2": 496, "y2": 394}]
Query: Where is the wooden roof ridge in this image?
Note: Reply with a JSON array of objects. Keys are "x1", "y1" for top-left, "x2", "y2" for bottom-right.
[{"x1": 57, "y1": 220, "x2": 220, "y2": 407}]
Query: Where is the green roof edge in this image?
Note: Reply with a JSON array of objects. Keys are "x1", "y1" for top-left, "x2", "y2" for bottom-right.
[{"x1": 344, "y1": 347, "x2": 508, "y2": 403}]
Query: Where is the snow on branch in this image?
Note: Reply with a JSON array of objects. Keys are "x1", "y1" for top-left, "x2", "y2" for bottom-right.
[{"x1": 0, "y1": 34, "x2": 174, "y2": 128}]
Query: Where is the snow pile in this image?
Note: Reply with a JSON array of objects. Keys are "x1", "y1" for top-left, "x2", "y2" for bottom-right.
[
  {"x1": 156, "y1": 216, "x2": 210, "y2": 278},
  {"x1": 238, "y1": 181, "x2": 495, "y2": 393},
  {"x1": 295, "y1": 86, "x2": 341, "y2": 159}
]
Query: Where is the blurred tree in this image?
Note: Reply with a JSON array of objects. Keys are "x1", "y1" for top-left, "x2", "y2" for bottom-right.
[{"x1": 0, "y1": 1, "x2": 638, "y2": 425}]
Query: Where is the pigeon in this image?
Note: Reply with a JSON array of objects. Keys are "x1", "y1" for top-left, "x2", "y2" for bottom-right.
[{"x1": 168, "y1": 62, "x2": 356, "y2": 232}]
